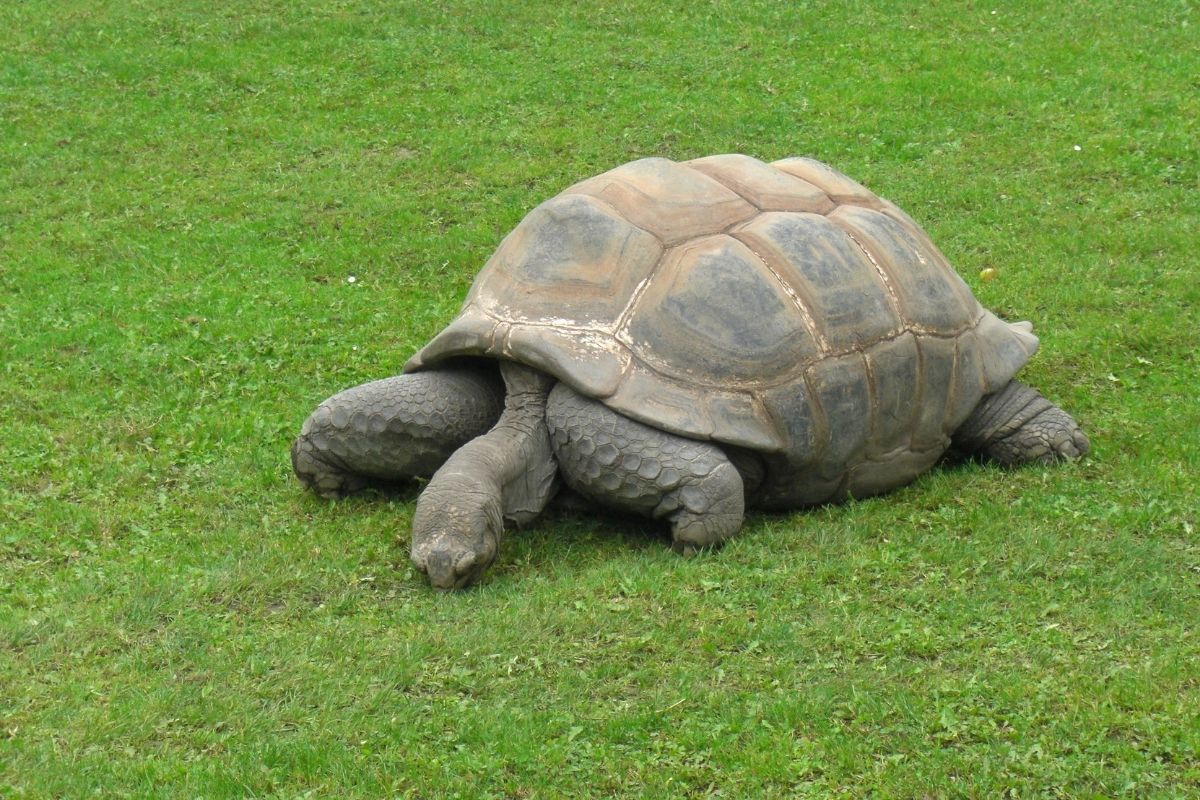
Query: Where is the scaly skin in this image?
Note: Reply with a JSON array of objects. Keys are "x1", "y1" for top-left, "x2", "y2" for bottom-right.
[
  {"x1": 409, "y1": 363, "x2": 559, "y2": 589},
  {"x1": 952, "y1": 379, "x2": 1090, "y2": 466},
  {"x1": 291, "y1": 367, "x2": 503, "y2": 498},
  {"x1": 297, "y1": 368, "x2": 1087, "y2": 590},
  {"x1": 546, "y1": 383, "x2": 745, "y2": 555}
]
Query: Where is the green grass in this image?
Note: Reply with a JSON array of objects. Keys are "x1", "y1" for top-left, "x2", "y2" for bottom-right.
[{"x1": 2, "y1": 0, "x2": 1197, "y2": 796}]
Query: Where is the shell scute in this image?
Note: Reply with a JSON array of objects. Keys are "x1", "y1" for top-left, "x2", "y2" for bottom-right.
[
  {"x1": 504, "y1": 325, "x2": 627, "y2": 398},
  {"x1": 622, "y1": 234, "x2": 817, "y2": 385},
  {"x1": 831, "y1": 205, "x2": 979, "y2": 334},
  {"x1": 863, "y1": 333, "x2": 920, "y2": 455},
  {"x1": 606, "y1": 363, "x2": 716, "y2": 440},
  {"x1": 472, "y1": 193, "x2": 661, "y2": 328},
  {"x1": 758, "y1": 376, "x2": 820, "y2": 465},
  {"x1": 565, "y1": 157, "x2": 756, "y2": 244},
  {"x1": 685, "y1": 154, "x2": 835, "y2": 213},
  {"x1": 807, "y1": 352, "x2": 872, "y2": 480},
  {"x1": 945, "y1": 333, "x2": 987, "y2": 433},
  {"x1": 771, "y1": 157, "x2": 882, "y2": 208},
  {"x1": 973, "y1": 312, "x2": 1039, "y2": 393},
  {"x1": 734, "y1": 211, "x2": 902, "y2": 351},
  {"x1": 911, "y1": 336, "x2": 957, "y2": 450},
  {"x1": 848, "y1": 449, "x2": 943, "y2": 500}
]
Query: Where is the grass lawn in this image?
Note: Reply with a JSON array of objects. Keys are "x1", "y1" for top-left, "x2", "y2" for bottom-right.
[{"x1": 2, "y1": 1, "x2": 1197, "y2": 796}]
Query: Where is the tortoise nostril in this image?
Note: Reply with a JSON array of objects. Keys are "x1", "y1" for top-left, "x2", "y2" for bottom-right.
[
  {"x1": 425, "y1": 554, "x2": 459, "y2": 590},
  {"x1": 454, "y1": 552, "x2": 477, "y2": 575}
]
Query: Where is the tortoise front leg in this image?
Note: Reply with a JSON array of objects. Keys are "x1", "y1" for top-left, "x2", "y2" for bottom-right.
[
  {"x1": 291, "y1": 367, "x2": 503, "y2": 498},
  {"x1": 546, "y1": 383, "x2": 745, "y2": 555},
  {"x1": 952, "y1": 379, "x2": 1089, "y2": 466}
]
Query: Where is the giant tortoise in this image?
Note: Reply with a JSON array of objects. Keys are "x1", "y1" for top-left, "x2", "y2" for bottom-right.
[{"x1": 292, "y1": 155, "x2": 1089, "y2": 589}]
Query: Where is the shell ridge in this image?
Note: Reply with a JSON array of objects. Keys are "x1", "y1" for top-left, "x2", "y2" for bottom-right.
[
  {"x1": 618, "y1": 345, "x2": 765, "y2": 393},
  {"x1": 557, "y1": 190, "x2": 665, "y2": 247},
  {"x1": 680, "y1": 159, "x2": 766, "y2": 212},
  {"x1": 593, "y1": 167, "x2": 756, "y2": 245},
  {"x1": 907, "y1": 334, "x2": 927, "y2": 451},
  {"x1": 800, "y1": 368, "x2": 831, "y2": 469},
  {"x1": 728, "y1": 229, "x2": 830, "y2": 355},
  {"x1": 943, "y1": 334, "x2": 964, "y2": 436},
  {"x1": 762, "y1": 161, "x2": 837, "y2": 214},
  {"x1": 862, "y1": 351, "x2": 881, "y2": 458},
  {"x1": 829, "y1": 217, "x2": 909, "y2": 323},
  {"x1": 878, "y1": 200, "x2": 982, "y2": 314}
]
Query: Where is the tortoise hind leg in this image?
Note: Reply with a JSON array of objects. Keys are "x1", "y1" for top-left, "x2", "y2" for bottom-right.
[
  {"x1": 546, "y1": 383, "x2": 745, "y2": 555},
  {"x1": 952, "y1": 379, "x2": 1089, "y2": 466},
  {"x1": 292, "y1": 367, "x2": 503, "y2": 498}
]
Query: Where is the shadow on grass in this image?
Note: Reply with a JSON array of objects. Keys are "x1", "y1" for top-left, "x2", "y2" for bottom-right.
[{"x1": 293, "y1": 448, "x2": 1093, "y2": 593}]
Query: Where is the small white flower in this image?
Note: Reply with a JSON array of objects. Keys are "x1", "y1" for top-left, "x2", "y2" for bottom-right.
[
  {"x1": 347, "y1": 275, "x2": 357, "y2": 284},
  {"x1": 352, "y1": 346, "x2": 359, "y2": 351},
  {"x1": 1073, "y1": 145, "x2": 1082, "y2": 151}
]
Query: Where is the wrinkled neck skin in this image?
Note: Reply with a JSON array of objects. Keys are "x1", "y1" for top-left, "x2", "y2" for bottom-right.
[{"x1": 411, "y1": 362, "x2": 559, "y2": 589}]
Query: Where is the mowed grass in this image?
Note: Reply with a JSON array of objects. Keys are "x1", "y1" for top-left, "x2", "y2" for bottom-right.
[{"x1": 2, "y1": 0, "x2": 1197, "y2": 796}]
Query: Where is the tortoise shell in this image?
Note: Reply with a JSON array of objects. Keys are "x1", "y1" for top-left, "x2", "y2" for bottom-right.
[{"x1": 406, "y1": 155, "x2": 1038, "y2": 506}]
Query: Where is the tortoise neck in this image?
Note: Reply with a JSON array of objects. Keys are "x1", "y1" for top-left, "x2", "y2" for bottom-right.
[{"x1": 415, "y1": 361, "x2": 559, "y2": 530}]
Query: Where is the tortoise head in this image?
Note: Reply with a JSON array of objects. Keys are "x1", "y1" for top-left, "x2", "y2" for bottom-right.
[{"x1": 410, "y1": 489, "x2": 504, "y2": 590}]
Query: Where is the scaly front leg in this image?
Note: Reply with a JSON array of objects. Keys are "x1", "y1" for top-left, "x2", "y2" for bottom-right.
[
  {"x1": 546, "y1": 383, "x2": 747, "y2": 556},
  {"x1": 291, "y1": 367, "x2": 503, "y2": 498}
]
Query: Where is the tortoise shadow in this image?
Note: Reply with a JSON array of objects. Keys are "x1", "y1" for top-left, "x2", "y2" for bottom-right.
[{"x1": 307, "y1": 447, "x2": 1061, "y2": 591}]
